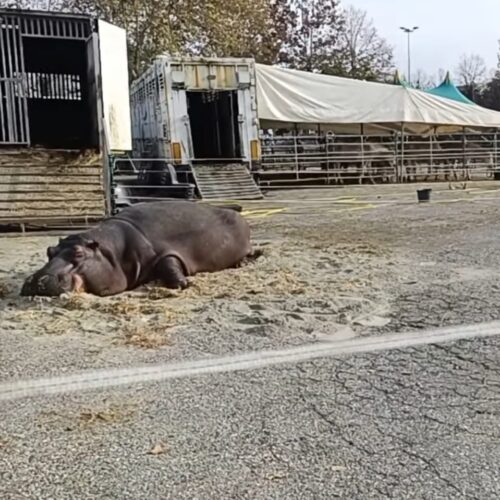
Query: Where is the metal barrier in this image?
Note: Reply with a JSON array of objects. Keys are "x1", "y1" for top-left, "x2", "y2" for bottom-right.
[
  {"x1": 110, "y1": 156, "x2": 262, "y2": 209},
  {"x1": 110, "y1": 133, "x2": 500, "y2": 209},
  {"x1": 111, "y1": 157, "x2": 196, "y2": 210},
  {"x1": 258, "y1": 132, "x2": 500, "y2": 187}
]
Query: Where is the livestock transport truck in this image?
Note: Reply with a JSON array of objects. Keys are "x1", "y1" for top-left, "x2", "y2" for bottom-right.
[
  {"x1": 0, "y1": 8, "x2": 131, "y2": 229},
  {"x1": 120, "y1": 56, "x2": 264, "y2": 206}
]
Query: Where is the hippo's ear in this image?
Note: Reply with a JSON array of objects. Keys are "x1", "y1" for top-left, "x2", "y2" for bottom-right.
[
  {"x1": 86, "y1": 240, "x2": 99, "y2": 251},
  {"x1": 47, "y1": 246, "x2": 57, "y2": 260}
]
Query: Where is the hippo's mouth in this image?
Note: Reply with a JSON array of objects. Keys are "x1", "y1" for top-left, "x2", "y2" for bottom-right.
[
  {"x1": 21, "y1": 270, "x2": 86, "y2": 297},
  {"x1": 72, "y1": 273, "x2": 86, "y2": 293}
]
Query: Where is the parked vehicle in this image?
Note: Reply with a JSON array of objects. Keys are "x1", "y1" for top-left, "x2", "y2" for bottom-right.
[{"x1": 126, "y1": 56, "x2": 263, "y2": 202}]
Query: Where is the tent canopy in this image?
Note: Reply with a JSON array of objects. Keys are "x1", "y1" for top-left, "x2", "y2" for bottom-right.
[
  {"x1": 255, "y1": 64, "x2": 500, "y2": 134},
  {"x1": 425, "y1": 71, "x2": 475, "y2": 105}
]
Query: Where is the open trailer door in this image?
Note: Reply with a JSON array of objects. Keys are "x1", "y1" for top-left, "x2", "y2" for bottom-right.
[{"x1": 97, "y1": 19, "x2": 131, "y2": 153}]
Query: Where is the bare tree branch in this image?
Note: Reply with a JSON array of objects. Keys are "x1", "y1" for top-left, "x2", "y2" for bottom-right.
[
  {"x1": 336, "y1": 5, "x2": 394, "y2": 81},
  {"x1": 455, "y1": 53, "x2": 487, "y2": 88}
]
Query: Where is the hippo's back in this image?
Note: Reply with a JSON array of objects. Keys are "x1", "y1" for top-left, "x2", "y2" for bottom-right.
[
  {"x1": 115, "y1": 200, "x2": 242, "y2": 234},
  {"x1": 112, "y1": 201, "x2": 250, "y2": 273}
]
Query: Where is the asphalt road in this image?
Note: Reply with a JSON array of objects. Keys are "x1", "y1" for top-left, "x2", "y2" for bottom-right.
[
  {"x1": 1, "y1": 183, "x2": 500, "y2": 499},
  {"x1": 1, "y1": 335, "x2": 499, "y2": 500}
]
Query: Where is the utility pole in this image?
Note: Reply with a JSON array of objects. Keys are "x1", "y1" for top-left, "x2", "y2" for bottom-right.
[{"x1": 400, "y1": 26, "x2": 419, "y2": 85}]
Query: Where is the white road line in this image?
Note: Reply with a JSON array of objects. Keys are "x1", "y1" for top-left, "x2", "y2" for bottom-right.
[{"x1": 2, "y1": 320, "x2": 500, "y2": 402}]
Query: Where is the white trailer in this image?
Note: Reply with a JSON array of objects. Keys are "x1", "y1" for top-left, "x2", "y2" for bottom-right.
[{"x1": 129, "y1": 56, "x2": 263, "y2": 200}]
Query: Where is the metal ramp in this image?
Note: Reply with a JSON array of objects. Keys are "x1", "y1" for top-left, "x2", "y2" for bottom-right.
[{"x1": 191, "y1": 163, "x2": 263, "y2": 200}]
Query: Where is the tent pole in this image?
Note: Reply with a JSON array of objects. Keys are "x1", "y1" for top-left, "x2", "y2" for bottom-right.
[{"x1": 294, "y1": 123, "x2": 299, "y2": 179}]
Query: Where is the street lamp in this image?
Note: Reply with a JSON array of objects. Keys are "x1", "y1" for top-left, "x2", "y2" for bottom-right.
[{"x1": 400, "y1": 26, "x2": 419, "y2": 85}]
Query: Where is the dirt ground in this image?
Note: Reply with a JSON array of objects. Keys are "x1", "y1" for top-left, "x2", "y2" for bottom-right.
[
  {"x1": 2, "y1": 180, "x2": 500, "y2": 380},
  {"x1": 2, "y1": 181, "x2": 500, "y2": 499}
]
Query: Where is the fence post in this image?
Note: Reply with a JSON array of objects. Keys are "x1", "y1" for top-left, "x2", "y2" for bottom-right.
[
  {"x1": 400, "y1": 125, "x2": 405, "y2": 183},
  {"x1": 393, "y1": 132, "x2": 399, "y2": 182},
  {"x1": 462, "y1": 128, "x2": 467, "y2": 181},
  {"x1": 430, "y1": 135, "x2": 433, "y2": 179},
  {"x1": 108, "y1": 154, "x2": 117, "y2": 215},
  {"x1": 360, "y1": 125, "x2": 365, "y2": 182},
  {"x1": 326, "y1": 133, "x2": 331, "y2": 183},
  {"x1": 293, "y1": 123, "x2": 299, "y2": 179},
  {"x1": 494, "y1": 131, "x2": 500, "y2": 180}
]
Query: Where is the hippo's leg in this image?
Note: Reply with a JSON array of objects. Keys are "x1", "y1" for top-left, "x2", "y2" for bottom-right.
[{"x1": 155, "y1": 256, "x2": 188, "y2": 290}]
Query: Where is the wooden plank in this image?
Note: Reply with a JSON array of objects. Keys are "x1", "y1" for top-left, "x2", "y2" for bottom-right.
[
  {"x1": 0, "y1": 202, "x2": 105, "y2": 211},
  {"x1": 0, "y1": 179, "x2": 102, "y2": 186},
  {"x1": 0, "y1": 166, "x2": 102, "y2": 174},
  {"x1": 0, "y1": 187, "x2": 103, "y2": 194},
  {"x1": 0, "y1": 195, "x2": 104, "y2": 203},
  {"x1": 0, "y1": 148, "x2": 106, "y2": 227}
]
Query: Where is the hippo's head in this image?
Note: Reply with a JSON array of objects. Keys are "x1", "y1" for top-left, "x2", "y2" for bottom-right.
[{"x1": 21, "y1": 236, "x2": 111, "y2": 297}]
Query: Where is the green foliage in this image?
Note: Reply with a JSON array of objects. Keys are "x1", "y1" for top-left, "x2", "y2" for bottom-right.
[{"x1": 1, "y1": 0, "x2": 395, "y2": 82}]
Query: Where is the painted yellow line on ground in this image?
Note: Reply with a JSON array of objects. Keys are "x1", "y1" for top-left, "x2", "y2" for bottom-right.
[
  {"x1": 242, "y1": 208, "x2": 288, "y2": 218},
  {"x1": 327, "y1": 203, "x2": 378, "y2": 214}
]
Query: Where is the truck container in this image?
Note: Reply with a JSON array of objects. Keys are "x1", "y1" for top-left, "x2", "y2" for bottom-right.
[
  {"x1": 0, "y1": 8, "x2": 131, "y2": 228},
  {"x1": 127, "y1": 56, "x2": 263, "y2": 201}
]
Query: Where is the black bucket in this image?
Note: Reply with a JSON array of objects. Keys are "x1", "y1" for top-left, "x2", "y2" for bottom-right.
[{"x1": 417, "y1": 188, "x2": 432, "y2": 203}]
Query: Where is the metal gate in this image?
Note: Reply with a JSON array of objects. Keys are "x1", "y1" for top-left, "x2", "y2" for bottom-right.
[
  {"x1": 0, "y1": 10, "x2": 94, "y2": 146},
  {"x1": 0, "y1": 14, "x2": 29, "y2": 145}
]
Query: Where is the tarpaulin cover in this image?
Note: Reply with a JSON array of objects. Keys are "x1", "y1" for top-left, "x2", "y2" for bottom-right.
[
  {"x1": 255, "y1": 64, "x2": 500, "y2": 134},
  {"x1": 425, "y1": 71, "x2": 475, "y2": 105}
]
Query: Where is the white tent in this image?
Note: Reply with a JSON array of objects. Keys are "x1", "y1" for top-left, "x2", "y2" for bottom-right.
[{"x1": 255, "y1": 64, "x2": 500, "y2": 135}]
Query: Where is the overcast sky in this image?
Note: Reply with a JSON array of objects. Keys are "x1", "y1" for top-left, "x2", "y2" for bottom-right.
[{"x1": 347, "y1": 0, "x2": 499, "y2": 79}]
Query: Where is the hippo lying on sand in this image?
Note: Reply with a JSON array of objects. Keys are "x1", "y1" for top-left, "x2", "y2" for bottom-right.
[{"x1": 21, "y1": 201, "x2": 252, "y2": 297}]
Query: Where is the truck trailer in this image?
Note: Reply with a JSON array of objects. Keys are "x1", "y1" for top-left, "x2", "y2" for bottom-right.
[
  {"x1": 0, "y1": 8, "x2": 131, "y2": 228},
  {"x1": 125, "y1": 56, "x2": 263, "y2": 203}
]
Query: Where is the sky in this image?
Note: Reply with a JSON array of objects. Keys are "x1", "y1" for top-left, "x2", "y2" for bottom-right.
[{"x1": 347, "y1": 0, "x2": 500, "y2": 80}]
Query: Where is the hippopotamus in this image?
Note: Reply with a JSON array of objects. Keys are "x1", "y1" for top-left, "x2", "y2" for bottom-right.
[{"x1": 21, "y1": 201, "x2": 252, "y2": 297}]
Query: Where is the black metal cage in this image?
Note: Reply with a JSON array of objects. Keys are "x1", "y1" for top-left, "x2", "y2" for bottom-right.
[{"x1": 0, "y1": 9, "x2": 99, "y2": 148}]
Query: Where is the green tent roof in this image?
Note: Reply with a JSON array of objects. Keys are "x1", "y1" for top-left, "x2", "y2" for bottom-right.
[{"x1": 426, "y1": 72, "x2": 475, "y2": 105}]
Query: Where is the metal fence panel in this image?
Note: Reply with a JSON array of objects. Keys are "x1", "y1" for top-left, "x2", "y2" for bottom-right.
[
  {"x1": 0, "y1": 15, "x2": 29, "y2": 145},
  {"x1": 258, "y1": 132, "x2": 500, "y2": 188}
]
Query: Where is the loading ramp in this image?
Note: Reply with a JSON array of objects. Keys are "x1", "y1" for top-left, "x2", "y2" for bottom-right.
[{"x1": 191, "y1": 164, "x2": 263, "y2": 200}]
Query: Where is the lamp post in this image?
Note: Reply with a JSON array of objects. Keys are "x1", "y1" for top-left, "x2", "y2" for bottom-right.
[{"x1": 400, "y1": 26, "x2": 419, "y2": 85}]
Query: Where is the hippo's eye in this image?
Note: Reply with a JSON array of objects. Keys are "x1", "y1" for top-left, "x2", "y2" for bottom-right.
[{"x1": 74, "y1": 249, "x2": 85, "y2": 260}]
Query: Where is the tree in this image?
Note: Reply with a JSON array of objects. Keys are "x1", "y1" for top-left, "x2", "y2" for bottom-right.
[
  {"x1": 0, "y1": 0, "x2": 62, "y2": 8},
  {"x1": 54, "y1": 0, "x2": 294, "y2": 78},
  {"x1": 279, "y1": 0, "x2": 344, "y2": 73},
  {"x1": 476, "y1": 73, "x2": 500, "y2": 110},
  {"x1": 59, "y1": 0, "x2": 199, "y2": 78},
  {"x1": 475, "y1": 42, "x2": 500, "y2": 111},
  {"x1": 455, "y1": 53, "x2": 487, "y2": 100},
  {"x1": 436, "y1": 68, "x2": 447, "y2": 84},
  {"x1": 1, "y1": 0, "x2": 295, "y2": 77},
  {"x1": 412, "y1": 69, "x2": 436, "y2": 90},
  {"x1": 336, "y1": 6, "x2": 394, "y2": 81},
  {"x1": 188, "y1": 0, "x2": 295, "y2": 65}
]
